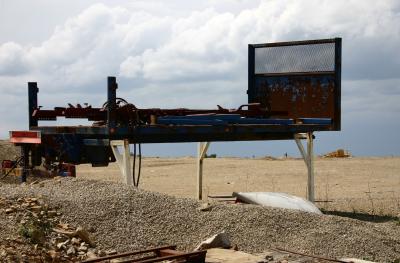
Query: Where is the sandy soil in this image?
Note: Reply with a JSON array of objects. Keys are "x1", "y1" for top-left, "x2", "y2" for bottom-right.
[{"x1": 77, "y1": 156, "x2": 400, "y2": 217}]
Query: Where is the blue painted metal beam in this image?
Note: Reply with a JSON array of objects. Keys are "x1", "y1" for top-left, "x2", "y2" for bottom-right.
[{"x1": 298, "y1": 118, "x2": 332, "y2": 125}]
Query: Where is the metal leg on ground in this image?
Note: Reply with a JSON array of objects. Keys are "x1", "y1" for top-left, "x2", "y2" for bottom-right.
[
  {"x1": 110, "y1": 140, "x2": 133, "y2": 186},
  {"x1": 307, "y1": 132, "x2": 315, "y2": 202},
  {"x1": 197, "y1": 142, "x2": 210, "y2": 200},
  {"x1": 21, "y1": 145, "x2": 29, "y2": 183},
  {"x1": 294, "y1": 133, "x2": 315, "y2": 202}
]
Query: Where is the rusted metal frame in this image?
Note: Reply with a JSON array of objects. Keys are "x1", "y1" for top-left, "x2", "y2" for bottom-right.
[
  {"x1": 33, "y1": 104, "x2": 278, "y2": 123},
  {"x1": 82, "y1": 247, "x2": 206, "y2": 263},
  {"x1": 272, "y1": 247, "x2": 350, "y2": 263},
  {"x1": 126, "y1": 104, "x2": 275, "y2": 119},
  {"x1": 28, "y1": 124, "x2": 330, "y2": 167},
  {"x1": 248, "y1": 38, "x2": 341, "y2": 132},
  {"x1": 251, "y1": 38, "x2": 337, "y2": 48},
  {"x1": 33, "y1": 107, "x2": 105, "y2": 121},
  {"x1": 33, "y1": 123, "x2": 331, "y2": 137},
  {"x1": 197, "y1": 142, "x2": 210, "y2": 200},
  {"x1": 32, "y1": 126, "x2": 108, "y2": 135},
  {"x1": 249, "y1": 75, "x2": 337, "y2": 125},
  {"x1": 81, "y1": 245, "x2": 176, "y2": 263},
  {"x1": 32, "y1": 125, "x2": 330, "y2": 145},
  {"x1": 29, "y1": 78, "x2": 282, "y2": 123}
]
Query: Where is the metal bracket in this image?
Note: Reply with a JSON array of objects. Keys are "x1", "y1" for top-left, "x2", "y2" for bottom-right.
[
  {"x1": 110, "y1": 139, "x2": 134, "y2": 186},
  {"x1": 294, "y1": 132, "x2": 315, "y2": 202},
  {"x1": 197, "y1": 142, "x2": 210, "y2": 200}
]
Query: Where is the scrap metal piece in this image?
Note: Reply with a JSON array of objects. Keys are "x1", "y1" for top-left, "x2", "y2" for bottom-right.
[{"x1": 81, "y1": 245, "x2": 206, "y2": 263}]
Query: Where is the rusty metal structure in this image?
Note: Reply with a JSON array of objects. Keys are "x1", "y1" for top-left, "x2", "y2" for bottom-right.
[
  {"x1": 81, "y1": 245, "x2": 207, "y2": 263},
  {"x1": 248, "y1": 38, "x2": 341, "y2": 130},
  {"x1": 9, "y1": 38, "x2": 341, "y2": 202}
]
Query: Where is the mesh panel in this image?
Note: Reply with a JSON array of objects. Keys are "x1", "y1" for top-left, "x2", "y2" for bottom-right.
[{"x1": 255, "y1": 42, "x2": 335, "y2": 74}]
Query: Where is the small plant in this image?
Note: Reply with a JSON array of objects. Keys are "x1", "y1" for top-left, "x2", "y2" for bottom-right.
[{"x1": 18, "y1": 212, "x2": 52, "y2": 244}]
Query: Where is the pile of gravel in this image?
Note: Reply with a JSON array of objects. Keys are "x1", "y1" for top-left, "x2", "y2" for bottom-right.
[
  {"x1": 0, "y1": 140, "x2": 19, "y2": 162},
  {"x1": 1, "y1": 178, "x2": 399, "y2": 262}
]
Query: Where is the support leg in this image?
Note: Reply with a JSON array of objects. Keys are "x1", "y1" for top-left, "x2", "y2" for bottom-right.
[
  {"x1": 294, "y1": 133, "x2": 315, "y2": 202},
  {"x1": 110, "y1": 140, "x2": 133, "y2": 186},
  {"x1": 307, "y1": 132, "x2": 315, "y2": 202},
  {"x1": 197, "y1": 142, "x2": 210, "y2": 200},
  {"x1": 123, "y1": 139, "x2": 133, "y2": 186}
]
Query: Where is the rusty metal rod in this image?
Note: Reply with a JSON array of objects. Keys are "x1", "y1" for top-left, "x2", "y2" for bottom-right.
[
  {"x1": 81, "y1": 245, "x2": 176, "y2": 263},
  {"x1": 119, "y1": 250, "x2": 207, "y2": 263}
]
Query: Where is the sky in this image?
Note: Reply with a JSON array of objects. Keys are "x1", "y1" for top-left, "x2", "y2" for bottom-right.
[{"x1": 0, "y1": 0, "x2": 399, "y2": 157}]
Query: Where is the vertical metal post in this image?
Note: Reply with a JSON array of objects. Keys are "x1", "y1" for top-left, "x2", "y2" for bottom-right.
[
  {"x1": 197, "y1": 143, "x2": 203, "y2": 200},
  {"x1": 21, "y1": 145, "x2": 29, "y2": 183},
  {"x1": 294, "y1": 133, "x2": 315, "y2": 203},
  {"x1": 107, "y1": 76, "x2": 117, "y2": 131},
  {"x1": 307, "y1": 132, "x2": 315, "y2": 202},
  {"x1": 123, "y1": 139, "x2": 133, "y2": 186},
  {"x1": 28, "y1": 82, "x2": 39, "y2": 128},
  {"x1": 197, "y1": 142, "x2": 210, "y2": 200},
  {"x1": 110, "y1": 140, "x2": 133, "y2": 186},
  {"x1": 247, "y1": 45, "x2": 255, "y2": 103}
]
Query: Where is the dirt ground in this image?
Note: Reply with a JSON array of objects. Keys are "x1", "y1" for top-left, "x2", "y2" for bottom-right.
[{"x1": 77, "y1": 156, "x2": 400, "y2": 218}]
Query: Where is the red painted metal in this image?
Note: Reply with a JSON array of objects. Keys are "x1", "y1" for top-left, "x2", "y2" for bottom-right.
[
  {"x1": 1, "y1": 160, "x2": 15, "y2": 169},
  {"x1": 9, "y1": 131, "x2": 41, "y2": 144}
]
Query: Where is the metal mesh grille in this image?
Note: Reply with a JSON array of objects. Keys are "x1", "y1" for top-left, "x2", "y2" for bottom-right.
[{"x1": 255, "y1": 42, "x2": 335, "y2": 74}]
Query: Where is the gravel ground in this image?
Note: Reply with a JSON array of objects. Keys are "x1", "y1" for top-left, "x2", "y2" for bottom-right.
[
  {"x1": 0, "y1": 140, "x2": 19, "y2": 161},
  {"x1": 1, "y1": 178, "x2": 399, "y2": 262}
]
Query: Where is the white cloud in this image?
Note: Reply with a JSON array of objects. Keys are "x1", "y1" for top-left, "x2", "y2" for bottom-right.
[
  {"x1": 1, "y1": 1, "x2": 399, "y2": 85},
  {"x1": 0, "y1": 42, "x2": 29, "y2": 75},
  {"x1": 119, "y1": 56, "x2": 143, "y2": 78},
  {"x1": 0, "y1": 0, "x2": 399, "y2": 156}
]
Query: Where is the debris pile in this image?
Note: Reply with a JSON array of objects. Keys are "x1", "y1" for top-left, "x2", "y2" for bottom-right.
[
  {"x1": 0, "y1": 196, "x2": 102, "y2": 262},
  {"x1": 323, "y1": 149, "x2": 352, "y2": 158},
  {"x1": 0, "y1": 179, "x2": 399, "y2": 262}
]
